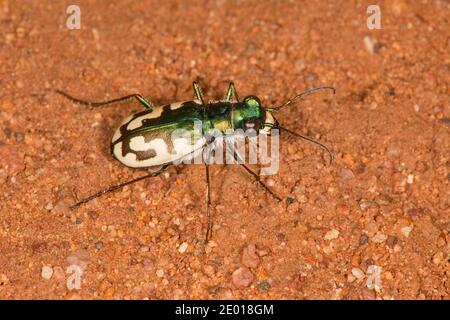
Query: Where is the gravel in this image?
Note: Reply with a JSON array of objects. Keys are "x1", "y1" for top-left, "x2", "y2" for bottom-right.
[
  {"x1": 232, "y1": 268, "x2": 254, "y2": 288},
  {"x1": 351, "y1": 268, "x2": 365, "y2": 280},
  {"x1": 178, "y1": 242, "x2": 188, "y2": 254},
  {"x1": 41, "y1": 265, "x2": 53, "y2": 280},
  {"x1": 324, "y1": 229, "x2": 340, "y2": 241},
  {"x1": 241, "y1": 244, "x2": 260, "y2": 268}
]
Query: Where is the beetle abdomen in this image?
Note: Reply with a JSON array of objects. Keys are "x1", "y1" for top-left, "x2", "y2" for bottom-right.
[{"x1": 111, "y1": 100, "x2": 206, "y2": 168}]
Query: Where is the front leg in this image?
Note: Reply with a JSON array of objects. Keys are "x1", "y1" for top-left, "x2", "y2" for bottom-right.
[
  {"x1": 204, "y1": 163, "x2": 212, "y2": 243},
  {"x1": 224, "y1": 82, "x2": 240, "y2": 102},
  {"x1": 192, "y1": 81, "x2": 206, "y2": 106}
]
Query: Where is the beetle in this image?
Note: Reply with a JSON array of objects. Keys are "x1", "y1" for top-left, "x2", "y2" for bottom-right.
[{"x1": 56, "y1": 82, "x2": 335, "y2": 242}]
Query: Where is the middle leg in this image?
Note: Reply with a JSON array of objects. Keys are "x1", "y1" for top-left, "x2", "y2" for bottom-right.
[
  {"x1": 204, "y1": 163, "x2": 212, "y2": 243},
  {"x1": 225, "y1": 82, "x2": 240, "y2": 102},
  {"x1": 192, "y1": 81, "x2": 206, "y2": 106}
]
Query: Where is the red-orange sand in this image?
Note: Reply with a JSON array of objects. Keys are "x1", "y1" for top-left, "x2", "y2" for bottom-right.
[{"x1": 0, "y1": 1, "x2": 448, "y2": 299}]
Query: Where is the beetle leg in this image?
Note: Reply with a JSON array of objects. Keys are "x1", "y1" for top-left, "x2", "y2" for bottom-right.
[
  {"x1": 55, "y1": 90, "x2": 154, "y2": 110},
  {"x1": 204, "y1": 163, "x2": 212, "y2": 243},
  {"x1": 69, "y1": 164, "x2": 171, "y2": 210},
  {"x1": 230, "y1": 147, "x2": 281, "y2": 202},
  {"x1": 225, "y1": 82, "x2": 240, "y2": 102},
  {"x1": 192, "y1": 81, "x2": 206, "y2": 106}
]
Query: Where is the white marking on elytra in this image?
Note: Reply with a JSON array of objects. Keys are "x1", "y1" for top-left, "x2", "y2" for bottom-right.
[
  {"x1": 170, "y1": 99, "x2": 202, "y2": 110},
  {"x1": 127, "y1": 107, "x2": 164, "y2": 131},
  {"x1": 113, "y1": 136, "x2": 206, "y2": 168}
]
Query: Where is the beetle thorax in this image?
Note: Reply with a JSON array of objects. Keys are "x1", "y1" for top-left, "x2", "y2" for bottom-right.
[{"x1": 231, "y1": 102, "x2": 264, "y2": 132}]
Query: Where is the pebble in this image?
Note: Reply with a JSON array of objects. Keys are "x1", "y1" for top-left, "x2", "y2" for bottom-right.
[
  {"x1": 365, "y1": 222, "x2": 379, "y2": 237},
  {"x1": 363, "y1": 36, "x2": 380, "y2": 54},
  {"x1": 178, "y1": 242, "x2": 188, "y2": 254},
  {"x1": 286, "y1": 197, "x2": 295, "y2": 205},
  {"x1": 374, "y1": 195, "x2": 392, "y2": 206},
  {"x1": 359, "y1": 234, "x2": 369, "y2": 246},
  {"x1": 258, "y1": 280, "x2": 271, "y2": 291},
  {"x1": 95, "y1": 241, "x2": 104, "y2": 250},
  {"x1": 386, "y1": 235, "x2": 398, "y2": 248},
  {"x1": 298, "y1": 194, "x2": 308, "y2": 203},
  {"x1": 406, "y1": 174, "x2": 414, "y2": 184},
  {"x1": 266, "y1": 178, "x2": 275, "y2": 187},
  {"x1": 392, "y1": 173, "x2": 406, "y2": 193},
  {"x1": 241, "y1": 244, "x2": 260, "y2": 268},
  {"x1": 351, "y1": 267, "x2": 365, "y2": 280},
  {"x1": 324, "y1": 229, "x2": 340, "y2": 240},
  {"x1": 41, "y1": 265, "x2": 53, "y2": 280},
  {"x1": 232, "y1": 267, "x2": 254, "y2": 288},
  {"x1": 372, "y1": 232, "x2": 388, "y2": 243},
  {"x1": 340, "y1": 168, "x2": 355, "y2": 180},
  {"x1": 156, "y1": 269, "x2": 164, "y2": 278},
  {"x1": 432, "y1": 252, "x2": 443, "y2": 265},
  {"x1": 401, "y1": 226, "x2": 412, "y2": 238},
  {"x1": 358, "y1": 199, "x2": 373, "y2": 211},
  {"x1": 44, "y1": 203, "x2": 53, "y2": 211}
]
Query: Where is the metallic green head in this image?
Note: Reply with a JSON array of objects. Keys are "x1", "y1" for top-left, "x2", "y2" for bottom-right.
[{"x1": 232, "y1": 95, "x2": 277, "y2": 134}]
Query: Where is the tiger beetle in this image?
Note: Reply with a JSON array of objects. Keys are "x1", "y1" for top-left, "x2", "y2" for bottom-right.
[{"x1": 56, "y1": 82, "x2": 335, "y2": 243}]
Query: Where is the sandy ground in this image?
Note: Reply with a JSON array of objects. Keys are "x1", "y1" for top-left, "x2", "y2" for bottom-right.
[{"x1": 0, "y1": 0, "x2": 448, "y2": 299}]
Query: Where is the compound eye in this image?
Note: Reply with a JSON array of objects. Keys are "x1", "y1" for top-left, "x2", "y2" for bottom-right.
[{"x1": 243, "y1": 96, "x2": 261, "y2": 108}]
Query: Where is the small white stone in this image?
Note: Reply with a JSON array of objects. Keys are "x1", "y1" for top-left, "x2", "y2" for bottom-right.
[
  {"x1": 266, "y1": 178, "x2": 275, "y2": 187},
  {"x1": 372, "y1": 232, "x2": 388, "y2": 243},
  {"x1": 406, "y1": 174, "x2": 414, "y2": 184},
  {"x1": 156, "y1": 269, "x2": 164, "y2": 278},
  {"x1": 351, "y1": 267, "x2": 365, "y2": 280},
  {"x1": 401, "y1": 226, "x2": 412, "y2": 238},
  {"x1": 324, "y1": 229, "x2": 340, "y2": 240},
  {"x1": 178, "y1": 242, "x2": 188, "y2": 254},
  {"x1": 363, "y1": 36, "x2": 377, "y2": 54},
  {"x1": 41, "y1": 265, "x2": 53, "y2": 280},
  {"x1": 44, "y1": 203, "x2": 53, "y2": 211}
]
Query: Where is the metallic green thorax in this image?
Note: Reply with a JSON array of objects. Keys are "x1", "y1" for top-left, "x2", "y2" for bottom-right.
[{"x1": 205, "y1": 96, "x2": 265, "y2": 133}]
